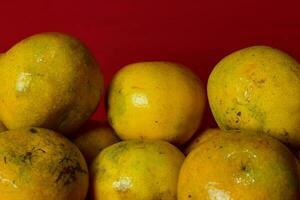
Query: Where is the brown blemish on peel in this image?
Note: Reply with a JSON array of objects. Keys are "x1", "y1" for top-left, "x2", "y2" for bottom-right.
[
  {"x1": 54, "y1": 156, "x2": 87, "y2": 185},
  {"x1": 29, "y1": 128, "x2": 38, "y2": 133},
  {"x1": 20, "y1": 147, "x2": 46, "y2": 164}
]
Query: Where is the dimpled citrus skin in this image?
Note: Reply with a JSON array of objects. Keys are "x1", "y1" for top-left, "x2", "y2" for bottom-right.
[
  {"x1": 73, "y1": 120, "x2": 120, "y2": 164},
  {"x1": 91, "y1": 140, "x2": 185, "y2": 200},
  {"x1": 107, "y1": 62, "x2": 205, "y2": 145},
  {"x1": 0, "y1": 33, "x2": 103, "y2": 135},
  {"x1": 178, "y1": 129, "x2": 300, "y2": 200},
  {"x1": 208, "y1": 46, "x2": 300, "y2": 147},
  {"x1": 0, "y1": 128, "x2": 88, "y2": 200}
]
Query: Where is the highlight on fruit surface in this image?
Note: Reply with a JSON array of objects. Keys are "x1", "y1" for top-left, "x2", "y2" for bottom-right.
[
  {"x1": 207, "y1": 45, "x2": 300, "y2": 147},
  {"x1": 91, "y1": 140, "x2": 185, "y2": 200},
  {"x1": 107, "y1": 61, "x2": 206, "y2": 145},
  {"x1": 178, "y1": 129, "x2": 300, "y2": 200},
  {"x1": 73, "y1": 120, "x2": 120, "y2": 164},
  {"x1": 0, "y1": 32, "x2": 104, "y2": 135},
  {"x1": 0, "y1": 127, "x2": 89, "y2": 200}
]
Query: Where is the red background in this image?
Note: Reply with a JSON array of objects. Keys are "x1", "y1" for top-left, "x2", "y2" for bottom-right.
[{"x1": 1, "y1": 0, "x2": 300, "y2": 132}]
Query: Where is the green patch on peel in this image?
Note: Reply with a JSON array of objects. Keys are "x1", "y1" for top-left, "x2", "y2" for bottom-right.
[
  {"x1": 109, "y1": 86, "x2": 127, "y2": 126},
  {"x1": 0, "y1": 150, "x2": 33, "y2": 183},
  {"x1": 246, "y1": 105, "x2": 266, "y2": 130},
  {"x1": 105, "y1": 142, "x2": 129, "y2": 163}
]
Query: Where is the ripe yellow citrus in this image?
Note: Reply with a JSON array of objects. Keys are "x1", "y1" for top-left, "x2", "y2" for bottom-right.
[
  {"x1": 178, "y1": 129, "x2": 300, "y2": 199},
  {"x1": 108, "y1": 62, "x2": 205, "y2": 144},
  {"x1": 0, "y1": 128, "x2": 88, "y2": 200},
  {"x1": 0, "y1": 33, "x2": 103, "y2": 135},
  {"x1": 73, "y1": 120, "x2": 120, "y2": 164},
  {"x1": 208, "y1": 46, "x2": 300, "y2": 147},
  {"x1": 91, "y1": 140, "x2": 185, "y2": 200}
]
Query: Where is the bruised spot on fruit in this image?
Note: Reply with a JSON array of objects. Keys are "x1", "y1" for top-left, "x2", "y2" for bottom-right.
[
  {"x1": 255, "y1": 79, "x2": 266, "y2": 85},
  {"x1": 4, "y1": 156, "x2": 7, "y2": 164},
  {"x1": 21, "y1": 152, "x2": 33, "y2": 164},
  {"x1": 240, "y1": 161, "x2": 250, "y2": 172},
  {"x1": 158, "y1": 150, "x2": 165, "y2": 155},
  {"x1": 29, "y1": 128, "x2": 38, "y2": 133},
  {"x1": 54, "y1": 156, "x2": 87, "y2": 186},
  {"x1": 20, "y1": 147, "x2": 46, "y2": 164},
  {"x1": 235, "y1": 111, "x2": 242, "y2": 123},
  {"x1": 188, "y1": 194, "x2": 192, "y2": 198}
]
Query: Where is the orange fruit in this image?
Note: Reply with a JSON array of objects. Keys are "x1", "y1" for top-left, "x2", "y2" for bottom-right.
[
  {"x1": 73, "y1": 120, "x2": 120, "y2": 164},
  {"x1": 107, "y1": 61, "x2": 205, "y2": 144},
  {"x1": 178, "y1": 129, "x2": 300, "y2": 199},
  {"x1": 208, "y1": 46, "x2": 300, "y2": 147},
  {"x1": 91, "y1": 140, "x2": 185, "y2": 200},
  {"x1": 0, "y1": 33, "x2": 103, "y2": 135},
  {"x1": 0, "y1": 128, "x2": 88, "y2": 200}
]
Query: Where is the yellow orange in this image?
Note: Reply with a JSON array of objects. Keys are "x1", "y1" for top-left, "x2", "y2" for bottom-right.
[
  {"x1": 108, "y1": 62, "x2": 205, "y2": 144},
  {"x1": 91, "y1": 140, "x2": 185, "y2": 199},
  {"x1": 178, "y1": 129, "x2": 300, "y2": 199}
]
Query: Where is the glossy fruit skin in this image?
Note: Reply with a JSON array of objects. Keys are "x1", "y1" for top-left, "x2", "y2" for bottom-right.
[
  {"x1": 73, "y1": 120, "x2": 120, "y2": 164},
  {"x1": 178, "y1": 129, "x2": 300, "y2": 200},
  {"x1": 208, "y1": 46, "x2": 300, "y2": 147},
  {"x1": 0, "y1": 32, "x2": 103, "y2": 135},
  {"x1": 0, "y1": 128, "x2": 88, "y2": 200},
  {"x1": 91, "y1": 140, "x2": 185, "y2": 200},
  {"x1": 108, "y1": 61, "x2": 205, "y2": 145}
]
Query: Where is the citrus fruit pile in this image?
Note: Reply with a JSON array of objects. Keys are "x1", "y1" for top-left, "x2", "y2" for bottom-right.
[{"x1": 0, "y1": 32, "x2": 299, "y2": 200}]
